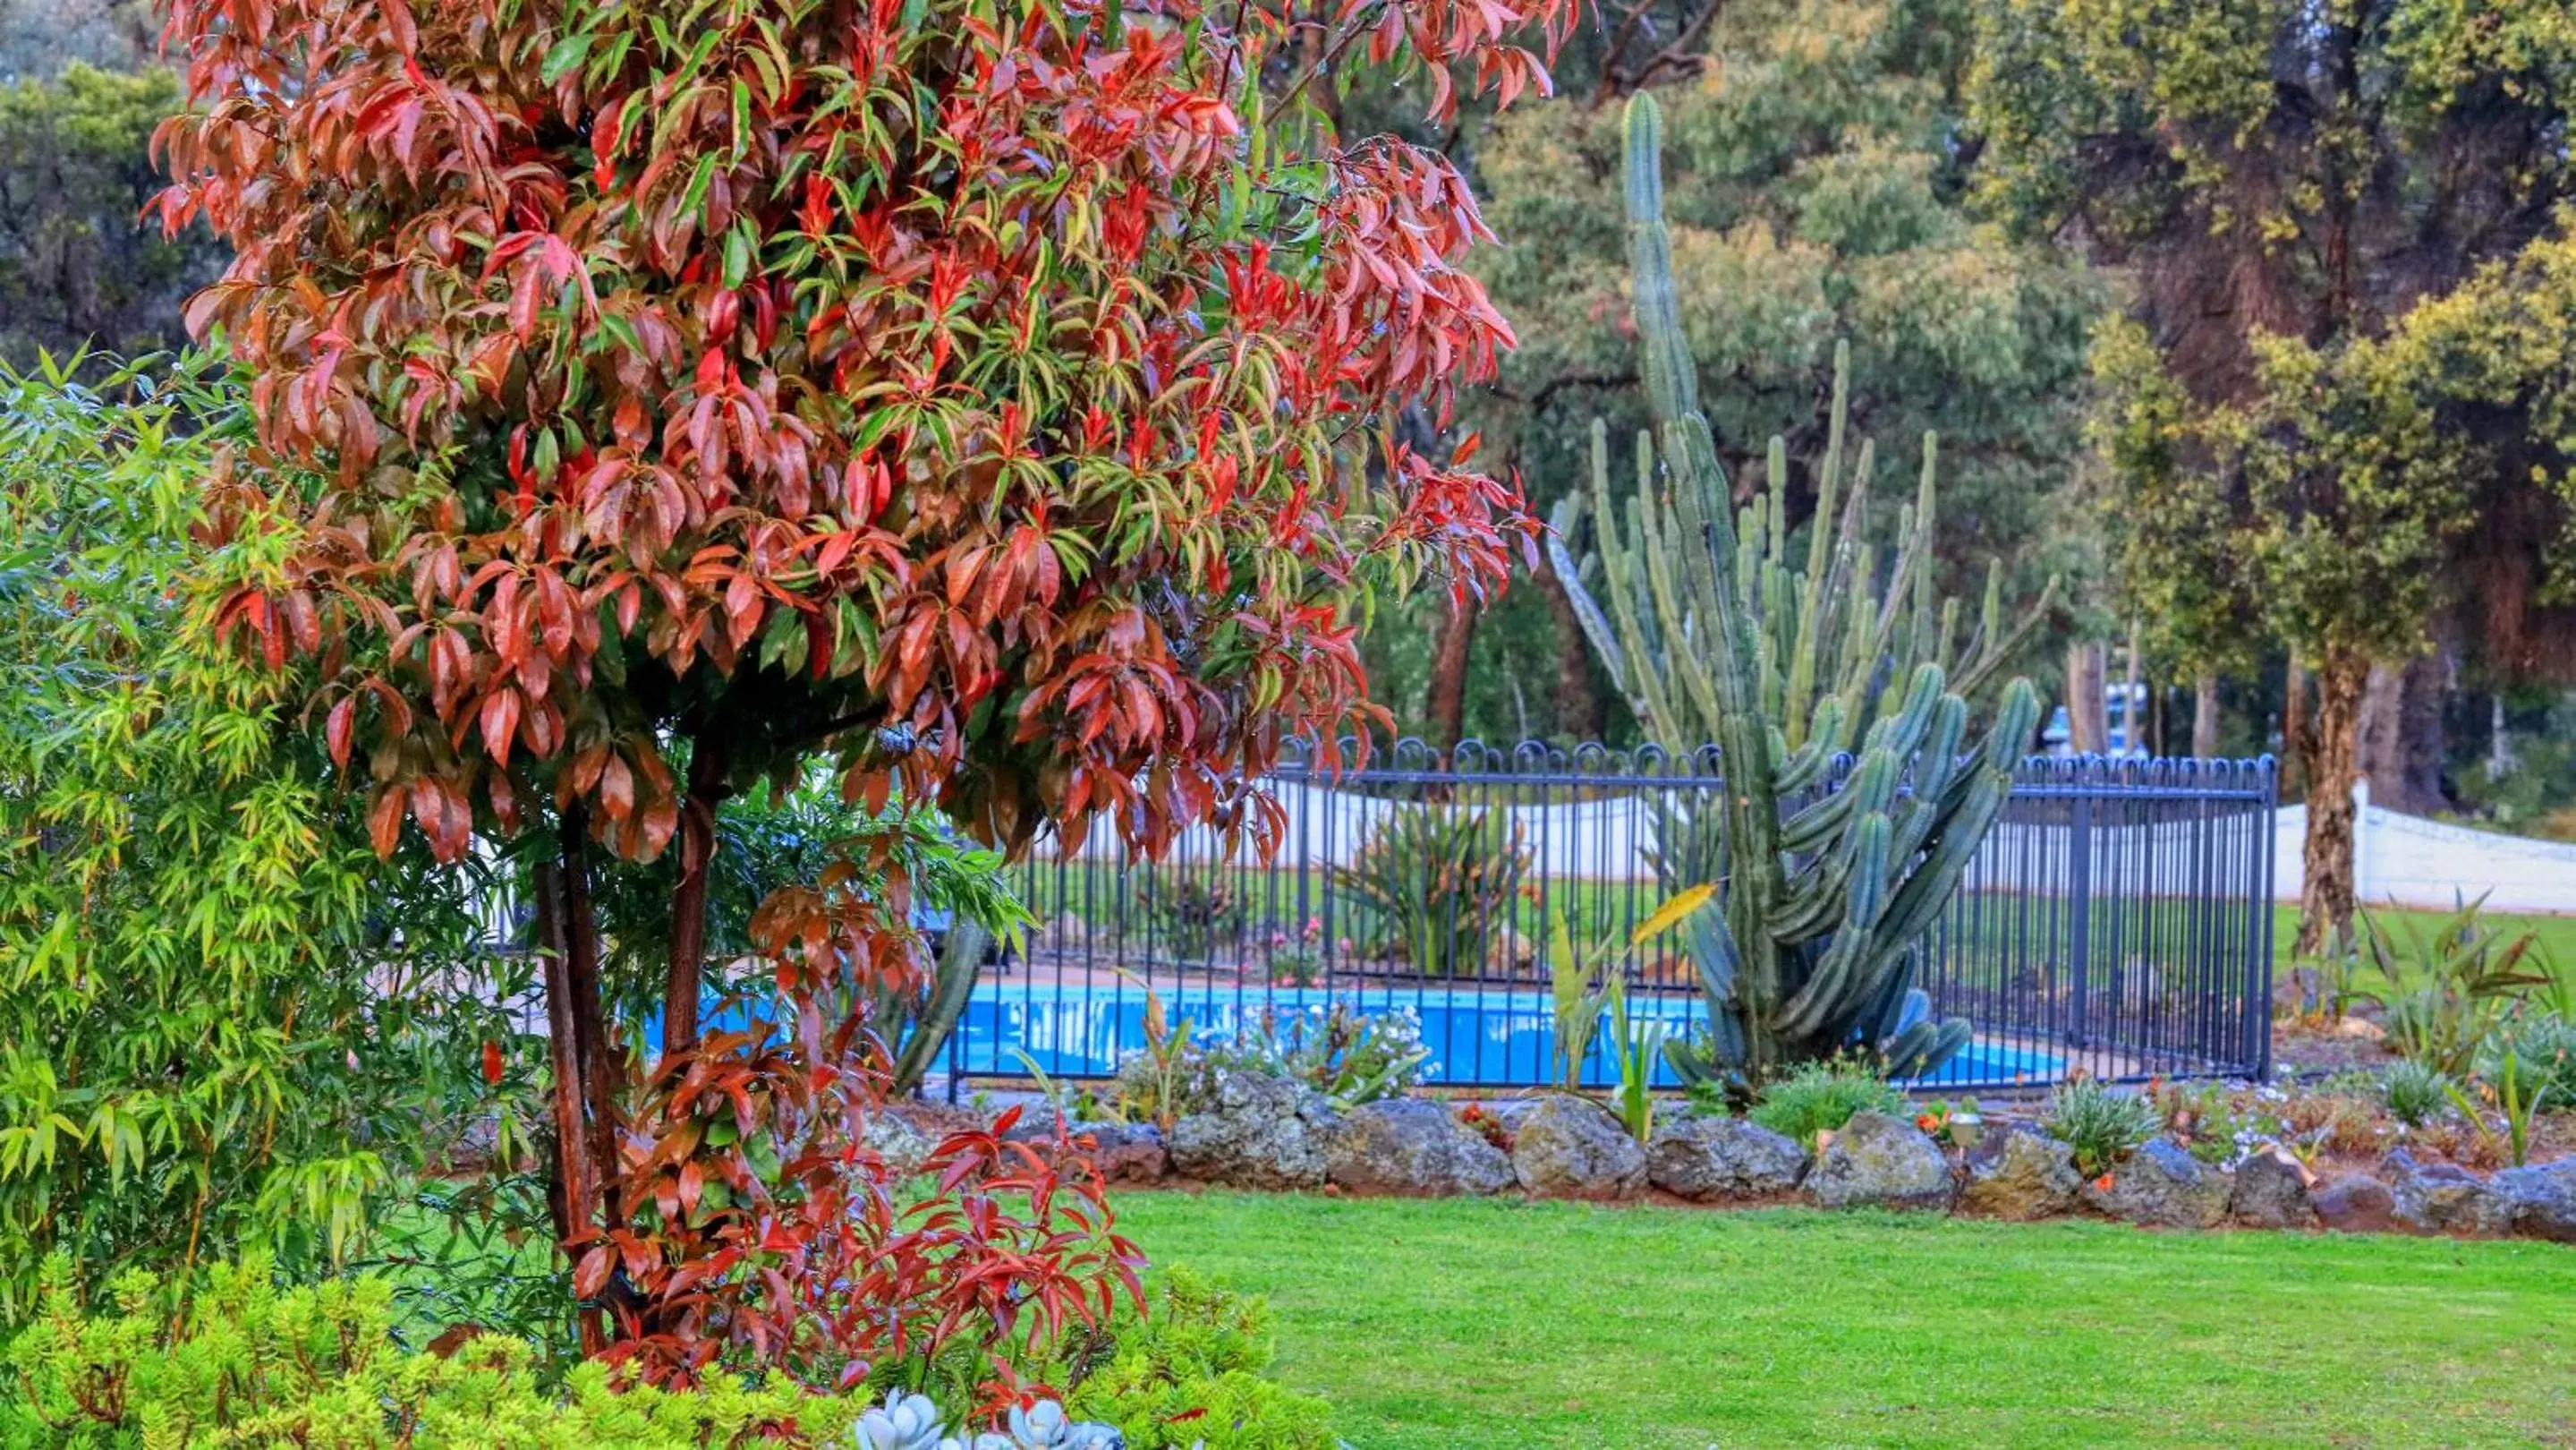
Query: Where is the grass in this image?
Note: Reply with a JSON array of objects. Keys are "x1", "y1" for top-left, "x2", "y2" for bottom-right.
[{"x1": 1112, "y1": 1190, "x2": 2576, "y2": 1450}]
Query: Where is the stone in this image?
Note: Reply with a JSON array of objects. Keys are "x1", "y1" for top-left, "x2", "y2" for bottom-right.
[
  {"x1": 2491, "y1": 1159, "x2": 2576, "y2": 1243},
  {"x1": 1167, "y1": 1070, "x2": 1343, "y2": 1190},
  {"x1": 1510, "y1": 1096, "x2": 1648, "y2": 1200},
  {"x1": 2080, "y1": 1139, "x2": 2229, "y2": 1229},
  {"x1": 2310, "y1": 1173, "x2": 2401, "y2": 1234},
  {"x1": 1804, "y1": 1112, "x2": 1954, "y2": 1212},
  {"x1": 2384, "y1": 1149, "x2": 2515, "y2": 1238},
  {"x1": 1957, "y1": 1126, "x2": 2082, "y2": 1221},
  {"x1": 864, "y1": 1105, "x2": 939, "y2": 1178},
  {"x1": 1645, "y1": 1116, "x2": 1808, "y2": 1200},
  {"x1": 2228, "y1": 1147, "x2": 2317, "y2": 1230},
  {"x1": 1327, "y1": 1098, "x2": 1516, "y2": 1197}
]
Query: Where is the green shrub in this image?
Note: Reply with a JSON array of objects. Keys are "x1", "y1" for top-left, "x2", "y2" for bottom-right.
[
  {"x1": 0, "y1": 1255, "x2": 858, "y2": 1448},
  {"x1": 1062, "y1": 1268, "x2": 1334, "y2": 1450},
  {"x1": 0, "y1": 358, "x2": 514, "y2": 1319},
  {"x1": 2478, "y1": 1011, "x2": 2576, "y2": 1112},
  {"x1": 2040, "y1": 1079, "x2": 2159, "y2": 1176},
  {"x1": 2382, "y1": 1060, "x2": 2457, "y2": 1128},
  {"x1": 2363, "y1": 900, "x2": 2552, "y2": 1076},
  {"x1": 1745, "y1": 1058, "x2": 1907, "y2": 1143},
  {"x1": 1331, "y1": 803, "x2": 1529, "y2": 977}
]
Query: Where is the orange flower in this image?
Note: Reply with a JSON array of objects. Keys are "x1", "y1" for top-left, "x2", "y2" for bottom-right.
[{"x1": 2094, "y1": 1173, "x2": 2115, "y2": 1192}]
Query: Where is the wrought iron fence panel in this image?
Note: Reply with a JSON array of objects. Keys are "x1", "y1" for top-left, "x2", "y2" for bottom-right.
[{"x1": 950, "y1": 744, "x2": 2278, "y2": 1095}]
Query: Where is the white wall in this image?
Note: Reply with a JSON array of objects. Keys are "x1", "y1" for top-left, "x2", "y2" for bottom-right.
[{"x1": 2275, "y1": 782, "x2": 2576, "y2": 914}]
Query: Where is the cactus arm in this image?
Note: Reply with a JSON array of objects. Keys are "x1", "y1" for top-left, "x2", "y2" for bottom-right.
[{"x1": 1953, "y1": 572, "x2": 2061, "y2": 703}]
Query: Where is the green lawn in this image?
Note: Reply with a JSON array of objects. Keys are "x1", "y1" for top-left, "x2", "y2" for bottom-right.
[
  {"x1": 1112, "y1": 1191, "x2": 2576, "y2": 1450},
  {"x1": 2269, "y1": 904, "x2": 2576, "y2": 990}
]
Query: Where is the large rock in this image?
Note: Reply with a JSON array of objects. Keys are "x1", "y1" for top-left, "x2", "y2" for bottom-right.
[
  {"x1": 1957, "y1": 1127, "x2": 2082, "y2": 1221},
  {"x1": 2384, "y1": 1149, "x2": 2514, "y2": 1238},
  {"x1": 1328, "y1": 1098, "x2": 1515, "y2": 1197},
  {"x1": 2311, "y1": 1173, "x2": 2402, "y2": 1234},
  {"x1": 1001, "y1": 1106, "x2": 1168, "y2": 1181},
  {"x1": 1168, "y1": 1070, "x2": 1343, "y2": 1190},
  {"x1": 864, "y1": 1105, "x2": 940, "y2": 1178},
  {"x1": 1645, "y1": 1116, "x2": 1808, "y2": 1200},
  {"x1": 1805, "y1": 1112, "x2": 1954, "y2": 1212},
  {"x1": 1510, "y1": 1096, "x2": 1647, "y2": 1200},
  {"x1": 2228, "y1": 1147, "x2": 2317, "y2": 1230},
  {"x1": 2492, "y1": 1159, "x2": 2576, "y2": 1243},
  {"x1": 2080, "y1": 1140, "x2": 2229, "y2": 1229}
]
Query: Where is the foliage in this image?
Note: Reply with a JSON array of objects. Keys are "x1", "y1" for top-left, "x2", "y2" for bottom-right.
[
  {"x1": 2364, "y1": 900, "x2": 2553, "y2": 1077},
  {"x1": 1543, "y1": 916, "x2": 1620, "y2": 1095},
  {"x1": 1604, "y1": 985, "x2": 1663, "y2": 1144},
  {"x1": 2038, "y1": 1078, "x2": 2157, "y2": 1178},
  {"x1": 2382, "y1": 1062, "x2": 2457, "y2": 1130},
  {"x1": 1203, "y1": 1007, "x2": 1431, "y2": 1112},
  {"x1": 0, "y1": 65, "x2": 225, "y2": 366},
  {"x1": 1743, "y1": 1057, "x2": 1907, "y2": 1145},
  {"x1": 1332, "y1": 803, "x2": 1530, "y2": 977},
  {"x1": 0, "y1": 1254, "x2": 862, "y2": 1448},
  {"x1": 1137, "y1": 877, "x2": 1245, "y2": 963},
  {"x1": 1556, "y1": 92, "x2": 2043, "y2": 1090},
  {"x1": 2282, "y1": 921, "x2": 2383, "y2": 1028},
  {"x1": 158, "y1": 0, "x2": 1567, "y2": 874},
  {"x1": 2479, "y1": 1013, "x2": 2576, "y2": 1114},
  {"x1": 0, "y1": 356, "x2": 515, "y2": 1321},
  {"x1": 1103, "y1": 983, "x2": 1203, "y2": 1133},
  {"x1": 1104, "y1": 998, "x2": 1428, "y2": 1125},
  {"x1": 581, "y1": 1031, "x2": 1140, "y2": 1395},
  {"x1": 2449, "y1": 1053, "x2": 2545, "y2": 1171},
  {"x1": 1060, "y1": 1268, "x2": 1335, "y2": 1450}
]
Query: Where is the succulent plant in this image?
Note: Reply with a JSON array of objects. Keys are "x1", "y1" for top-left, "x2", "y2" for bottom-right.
[
  {"x1": 854, "y1": 1393, "x2": 956, "y2": 1450},
  {"x1": 851, "y1": 1393, "x2": 1139, "y2": 1450},
  {"x1": 1547, "y1": 91, "x2": 2048, "y2": 1088}
]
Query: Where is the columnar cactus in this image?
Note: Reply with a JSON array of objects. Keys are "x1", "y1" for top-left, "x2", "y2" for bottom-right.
[{"x1": 1547, "y1": 91, "x2": 2050, "y2": 1087}]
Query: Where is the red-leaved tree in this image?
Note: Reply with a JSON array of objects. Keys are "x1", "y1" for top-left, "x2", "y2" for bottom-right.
[{"x1": 157, "y1": 0, "x2": 1571, "y2": 1385}]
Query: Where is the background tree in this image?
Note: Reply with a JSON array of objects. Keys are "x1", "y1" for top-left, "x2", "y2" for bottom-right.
[
  {"x1": 1968, "y1": 0, "x2": 2576, "y2": 947},
  {"x1": 0, "y1": 64, "x2": 224, "y2": 363},
  {"x1": 1391, "y1": 0, "x2": 2100, "y2": 748}
]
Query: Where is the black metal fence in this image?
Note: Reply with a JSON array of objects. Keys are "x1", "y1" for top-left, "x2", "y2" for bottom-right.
[{"x1": 943, "y1": 741, "x2": 2278, "y2": 1095}]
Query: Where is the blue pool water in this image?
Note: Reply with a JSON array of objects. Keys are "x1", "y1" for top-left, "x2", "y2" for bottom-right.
[{"x1": 947, "y1": 985, "x2": 2063, "y2": 1090}]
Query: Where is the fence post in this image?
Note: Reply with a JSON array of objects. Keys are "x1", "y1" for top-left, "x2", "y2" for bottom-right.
[{"x1": 2067, "y1": 789, "x2": 2093, "y2": 1050}]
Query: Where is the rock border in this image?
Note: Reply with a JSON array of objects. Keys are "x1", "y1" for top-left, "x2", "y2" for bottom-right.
[{"x1": 965, "y1": 1089, "x2": 2576, "y2": 1246}]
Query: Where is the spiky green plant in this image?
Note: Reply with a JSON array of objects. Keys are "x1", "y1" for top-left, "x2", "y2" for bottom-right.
[
  {"x1": 1332, "y1": 802, "x2": 1529, "y2": 977},
  {"x1": 1548, "y1": 92, "x2": 2048, "y2": 1088}
]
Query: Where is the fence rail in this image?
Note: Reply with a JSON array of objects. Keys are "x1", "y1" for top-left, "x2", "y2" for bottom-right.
[{"x1": 947, "y1": 740, "x2": 2278, "y2": 1095}]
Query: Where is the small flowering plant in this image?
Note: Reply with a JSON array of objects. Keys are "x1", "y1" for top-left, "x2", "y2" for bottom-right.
[
  {"x1": 1265, "y1": 917, "x2": 1328, "y2": 987},
  {"x1": 1456, "y1": 1101, "x2": 1515, "y2": 1153},
  {"x1": 1914, "y1": 1096, "x2": 1982, "y2": 1148}
]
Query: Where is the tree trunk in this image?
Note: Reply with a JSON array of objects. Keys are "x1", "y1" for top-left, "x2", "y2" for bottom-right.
[
  {"x1": 532, "y1": 849, "x2": 608, "y2": 1360},
  {"x1": 2121, "y1": 620, "x2": 2143, "y2": 755},
  {"x1": 1425, "y1": 594, "x2": 1476, "y2": 751},
  {"x1": 1532, "y1": 554, "x2": 1600, "y2": 741},
  {"x1": 2283, "y1": 652, "x2": 2313, "y2": 799},
  {"x1": 2064, "y1": 642, "x2": 2109, "y2": 755},
  {"x1": 2192, "y1": 673, "x2": 2222, "y2": 759},
  {"x1": 2359, "y1": 652, "x2": 2452, "y2": 815},
  {"x1": 2488, "y1": 694, "x2": 2514, "y2": 781},
  {"x1": 2296, "y1": 652, "x2": 2368, "y2": 954},
  {"x1": 664, "y1": 728, "x2": 732, "y2": 1058}
]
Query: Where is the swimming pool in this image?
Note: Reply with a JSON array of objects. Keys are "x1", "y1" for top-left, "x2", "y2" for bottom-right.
[{"x1": 947, "y1": 984, "x2": 2065, "y2": 1090}]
